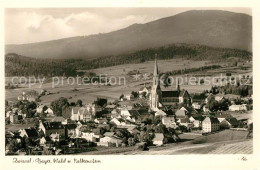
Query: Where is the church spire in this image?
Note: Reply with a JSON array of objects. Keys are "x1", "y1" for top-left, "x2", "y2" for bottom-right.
[
  {"x1": 177, "y1": 79, "x2": 180, "y2": 92},
  {"x1": 153, "y1": 56, "x2": 160, "y2": 88},
  {"x1": 154, "y1": 58, "x2": 159, "y2": 76}
]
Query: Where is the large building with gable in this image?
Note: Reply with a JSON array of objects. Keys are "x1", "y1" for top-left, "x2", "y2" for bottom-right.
[{"x1": 149, "y1": 60, "x2": 191, "y2": 111}]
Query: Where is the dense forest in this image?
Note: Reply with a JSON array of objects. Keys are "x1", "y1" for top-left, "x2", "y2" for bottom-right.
[{"x1": 5, "y1": 43, "x2": 252, "y2": 77}]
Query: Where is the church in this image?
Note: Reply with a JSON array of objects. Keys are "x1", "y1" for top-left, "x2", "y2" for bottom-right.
[{"x1": 149, "y1": 60, "x2": 191, "y2": 111}]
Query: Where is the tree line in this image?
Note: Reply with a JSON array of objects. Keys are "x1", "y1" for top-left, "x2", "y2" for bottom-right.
[{"x1": 5, "y1": 43, "x2": 252, "y2": 77}]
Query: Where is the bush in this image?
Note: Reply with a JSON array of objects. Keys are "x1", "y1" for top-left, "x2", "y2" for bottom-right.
[
  {"x1": 192, "y1": 138, "x2": 207, "y2": 144},
  {"x1": 136, "y1": 142, "x2": 149, "y2": 151}
]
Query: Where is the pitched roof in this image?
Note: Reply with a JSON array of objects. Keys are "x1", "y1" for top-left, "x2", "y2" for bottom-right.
[
  {"x1": 71, "y1": 107, "x2": 81, "y2": 114},
  {"x1": 24, "y1": 128, "x2": 38, "y2": 138},
  {"x1": 180, "y1": 107, "x2": 188, "y2": 111},
  {"x1": 51, "y1": 116, "x2": 66, "y2": 122},
  {"x1": 37, "y1": 104, "x2": 47, "y2": 109},
  {"x1": 129, "y1": 110, "x2": 141, "y2": 118},
  {"x1": 64, "y1": 124, "x2": 77, "y2": 129},
  {"x1": 175, "y1": 110, "x2": 186, "y2": 117},
  {"x1": 192, "y1": 115, "x2": 205, "y2": 121},
  {"x1": 226, "y1": 118, "x2": 239, "y2": 126},
  {"x1": 155, "y1": 110, "x2": 167, "y2": 117},
  {"x1": 139, "y1": 87, "x2": 148, "y2": 91},
  {"x1": 103, "y1": 132, "x2": 115, "y2": 137},
  {"x1": 210, "y1": 117, "x2": 220, "y2": 124},
  {"x1": 204, "y1": 117, "x2": 220, "y2": 124},
  {"x1": 78, "y1": 107, "x2": 91, "y2": 115},
  {"x1": 161, "y1": 90, "x2": 179, "y2": 97},
  {"x1": 43, "y1": 122, "x2": 65, "y2": 130},
  {"x1": 180, "y1": 118, "x2": 190, "y2": 123}
]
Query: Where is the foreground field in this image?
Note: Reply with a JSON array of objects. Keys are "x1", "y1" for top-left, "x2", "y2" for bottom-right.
[
  {"x1": 123, "y1": 139, "x2": 252, "y2": 155},
  {"x1": 76, "y1": 130, "x2": 252, "y2": 155}
]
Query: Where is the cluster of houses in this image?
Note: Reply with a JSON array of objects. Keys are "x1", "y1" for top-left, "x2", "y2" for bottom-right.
[
  {"x1": 6, "y1": 92, "x2": 251, "y2": 155},
  {"x1": 5, "y1": 61, "x2": 253, "y2": 155}
]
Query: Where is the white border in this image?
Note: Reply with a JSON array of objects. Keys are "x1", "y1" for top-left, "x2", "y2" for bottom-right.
[{"x1": 0, "y1": 0, "x2": 259, "y2": 170}]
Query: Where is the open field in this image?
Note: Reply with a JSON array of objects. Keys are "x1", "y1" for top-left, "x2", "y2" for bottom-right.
[
  {"x1": 122, "y1": 130, "x2": 252, "y2": 155},
  {"x1": 75, "y1": 129, "x2": 252, "y2": 155},
  {"x1": 5, "y1": 59, "x2": 252, "y2": 106}
]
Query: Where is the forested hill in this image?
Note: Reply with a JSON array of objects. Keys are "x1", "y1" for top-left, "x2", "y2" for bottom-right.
[
  {"x1": 5, "y1": 10, "x2": 252, "y2": 59},
  {"x1": 5, "y1": 43, "x2": 252, "y2": 77}
]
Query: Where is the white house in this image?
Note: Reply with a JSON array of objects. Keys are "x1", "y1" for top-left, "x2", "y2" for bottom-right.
[
  {"x1": 81, "y1": 132, "x2": 100, "y2": 142},
  {"x1": 125, "y1": 94, "x2": 134, "y2": 101},
  {"x1": 175, "y1": 109, "x2": 187, "y2": 118},
  {"x1": 6, "y1": 111, "x2": 12, "y2": 118},
  {"x1": 192, "y1": 103, "x2": 201, "y2": 110},
  {"x1": 180, "y1": 107, "x2": 188, "y2": 112},
  {"x1": 193, "y1": 120, "x2": 201, "y2": 128},
  {"x1": 229, "y1": 104, "x2": 247, "y2": 111},
  {"x1": 162, "y1": 116, "x2": 176, "y2": 128},
  {"x1": 138, "y1": 87, "x2": 149, "y2": 98},
  {"x1": 86, "y1": 104, "x2": 102, "y2": 114},
  {"x1": 44, "y1": 108, "x2": 54, "y2": 116},
  {"x1": 152, "y1": 133, "x2": 164, "y2": 146},
  {"x1": 70, "y1": 107, "x2": 93, "y2": 121},
  {"x1": 203, "y1": 105, "x2": 210, "y2": 113},
  {"x1": 189, "y1": 115, "x2": 204, "y2": 128},
  {"x1": 155, "y1": 110, "x2": 167, "y2": 117},
  {"x1": 178, "y1": 118, "x2": 193, "y2": 128},
  {"x1": 50, "y1": 133, "x2": 61, "y2": 142},
  {"x1": 36, "y1": 105, "x2": 47, "y2": 114},
  {"x1": 202, "y1": 117, "x2": 220, "y2": 133},
  {"x1": 215, "y1": 113, "x2": 233, "y2": 123},
  {"x1": 39, "y1": 137, "x2": 46, "y2": 145},
  {"x1": 98, "y1": 132, "x2": 122, "y2": 147},
  {"x1": 215, "y1": 95, "x2": 224, "y2": 102},
  {"x1": 120, "y1": 109, "x2": 131, "y2": 117},
  {"x1": 110, "y1": 118, "x2": 126, "y2": 126}
]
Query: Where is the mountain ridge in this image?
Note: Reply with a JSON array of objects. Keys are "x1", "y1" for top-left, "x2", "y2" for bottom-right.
[{"x1": 5, "y1": 10, "x2": 252, "y2": 59}]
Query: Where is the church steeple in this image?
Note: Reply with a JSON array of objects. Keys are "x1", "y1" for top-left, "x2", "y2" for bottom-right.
[
  {"x1": 153, "y1": 59, "x2": 160, "y2": 88},
  {"x1": 154, "y1": 59, "x2": 159, "y2": 77},
  {"x1": 150, "y1": 58, "x2": 162, "y2": 111},
  {"x1": 177, "y1": 79, "x2": 180, "y2": 93}
]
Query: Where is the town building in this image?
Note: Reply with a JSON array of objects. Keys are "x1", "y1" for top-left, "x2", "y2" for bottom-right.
[
  {"x1": 98, "y1": 132, "x2": 122, "y2": 147},
  {"x1": 19, "y1": 128, "x2": 39, "y2": 140},
  {"x1": 229, "y1": 104, "x2": 247, "y2": 111},
  {"x1": 162, "y1": 116, "x2": 176, "y2": 128},
  {"x1": 152, "y1": 133, "x2": 164, "y2": 146},
  {"x1": 70, "y1": 107, "x2": 93, "y2": 122},
  {"x1": 150, "y1": 60, "x2": 191, "y2": 111},
  {"x1": 138, "y1": 87, "x2": 149, "y2": 98},
  {"x1": 39, "y1": 121, "x2": 66, "y2": 140},
  {"x1": 202, "y1": 116, "x2": 220, "y2": 133}
]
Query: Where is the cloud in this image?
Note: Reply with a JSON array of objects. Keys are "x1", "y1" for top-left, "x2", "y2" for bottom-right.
[
  {"x1": 5, "y1": 10, "x2": 158, "y2": 44},
  {"x1": 5, "y1": 8, "x2": 251, "y2": 44}
]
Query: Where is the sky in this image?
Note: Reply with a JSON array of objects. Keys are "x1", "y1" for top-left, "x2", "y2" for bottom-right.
[{"x1": 5, "y1": 8, "x2": 251, "y2": 45}]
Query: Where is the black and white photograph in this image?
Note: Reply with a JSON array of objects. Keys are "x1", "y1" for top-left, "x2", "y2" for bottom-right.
[{"x1": 1, "y1": 0, "x2": 260, "y2": 170}]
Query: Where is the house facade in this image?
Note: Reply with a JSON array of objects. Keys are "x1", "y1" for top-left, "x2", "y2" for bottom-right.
[
  {"x1": 229, "y1": 104, "x2": 247, "y2": 111},
  {"x1": 202, "y1": 117, "x2": 220, "y2": 133},
  {"x1": 39, "y1": 121, "x2": 66, "y2": 140},
  {"x1": 153, "y1": 133, "x2": 164, "y2": 146}
]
